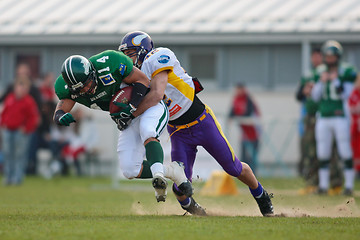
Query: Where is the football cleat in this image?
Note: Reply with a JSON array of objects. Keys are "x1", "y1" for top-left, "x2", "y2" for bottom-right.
[
  {"x1": 328, "y1": 186, "x2": 342, "y2": 196},
  {"x1": 165, "y1": 161, "x2": 193, "y2": 197},
  {"x1": 254, "y1": 190, "x2": 274, "y2": 217},
  {"x1": 152, "y1": 173, "x2": 168, "y2": 202},
  {"x1": 182, "y1": 197, "x2": 207, "y2": 216},
  {"x1": 297, "y1": 186, "x2": 318, "y2": 195},
  {"x1": 343, "y1": 188, "x2": 353, "y2": 196},
  {"x1": 317, "y1": 188, "x2": 328, "y2": 195}
]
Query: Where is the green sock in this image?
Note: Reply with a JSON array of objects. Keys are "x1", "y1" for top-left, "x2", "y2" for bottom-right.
[
  {"x1": 145, "y1": 141, "x2": 164, "y2": 166},
  {"x1": 139, "y1": 160, "x2": 153, "y2": 179}
]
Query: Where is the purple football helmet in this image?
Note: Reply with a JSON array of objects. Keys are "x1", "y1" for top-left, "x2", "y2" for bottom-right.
[{"x1": 119, "y1": 31, "x2": 154, "y2": 68}]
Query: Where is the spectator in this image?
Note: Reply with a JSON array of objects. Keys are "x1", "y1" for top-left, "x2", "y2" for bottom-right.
[
  {"x1": 228, "y1": 83, "x2": 261, "y2": 174},
  {"x1": 295, "y1": 48, "x2": 322, "y2": 194},
  {"x1": 46, "y1": 124, "x2": 69, "y2": 178},
  {"x1": 348, "y1": 75, "x2": 360, "y2": 176},
  {"x1": 0, "y1": 134, "x2": 3, "y2": 173},
  {"x1": 35, "y1": 73, "x2": 58, "y2": 170},
  {"x1": 0, "y1": 76, "x2": 40, "y2": 185},
  {"x1": 48, "y1": 108, "x2": 98, "y2": 177},
  {"x1": 39, "y1": 72, "x2": 56, "y2": 102},
  {"x1": 0, "y1": 64, "x2": 42, "y2": 107},
  {"x1": 59, "y1": 108, "x2": 86, "y2": 176},
  {"x1": 0, "y1": 63, "x2": 44, "y2": 176}
]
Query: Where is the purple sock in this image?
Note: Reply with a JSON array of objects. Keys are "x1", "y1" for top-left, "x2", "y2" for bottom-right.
[
  {"x1": 249, "y1": 182, "x2": 263, "y2": 198},
  {"x1": 178, "y1": 197, "x2": 191, "y2": 207}
]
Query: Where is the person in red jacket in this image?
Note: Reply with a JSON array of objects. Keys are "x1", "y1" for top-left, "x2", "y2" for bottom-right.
[
  {"x1": 0, "y1": 77, "x2": 40, "y2": 185},
  {"x1": 228, "y1": 83, "x2": 262, "y2": 174},
  {"x1": 348, "y1": 76, "x2": 360, "y2": 176}
]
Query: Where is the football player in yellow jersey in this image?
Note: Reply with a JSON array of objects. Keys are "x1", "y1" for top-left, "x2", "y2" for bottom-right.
[{"x1": 119, "y1": 31, "x2": 274, "y2": 216}]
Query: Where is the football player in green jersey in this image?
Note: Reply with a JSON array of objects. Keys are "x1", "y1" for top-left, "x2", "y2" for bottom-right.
[
  {"x1": 53, "y1": 50, "x2": 193, "y2": 202},
  {"x1": 311, "y1": 40, "x2": 356, "y2": 195}
]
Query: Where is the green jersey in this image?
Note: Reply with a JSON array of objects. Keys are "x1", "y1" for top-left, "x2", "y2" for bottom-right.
[
  {"x1": 54, "y1": 50, "x2": 133, "y2": 111},
  {"x1": 313, "y1": 62, "x2": 357, "y2": 117}
]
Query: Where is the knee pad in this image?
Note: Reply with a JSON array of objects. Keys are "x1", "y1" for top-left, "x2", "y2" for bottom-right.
[
  {"x1": 122, "y1": 168, "x2": 140, "y2": 179},
  {"x1": 119, "y1": 157, "x2": 142, "y2": 179},
  {"x1": 118, "y1": 149, "x2": 143, "y2": 179},
  {"x1": 172, "y1": 183, "x2": 184, "y2": 197}
]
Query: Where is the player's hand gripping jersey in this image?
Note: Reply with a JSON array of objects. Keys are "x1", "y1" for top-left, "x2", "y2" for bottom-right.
[
  {"x1": 55, "y1": 50, "x2": 133, "y2": 111},
  {"x1": 141, "y1": 47, "x2": 195, "y2": 121}
]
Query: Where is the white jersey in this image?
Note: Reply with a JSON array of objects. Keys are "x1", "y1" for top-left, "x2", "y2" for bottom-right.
[{"x1": 141, "y1": 47, "x2": 195, "y2": 121}]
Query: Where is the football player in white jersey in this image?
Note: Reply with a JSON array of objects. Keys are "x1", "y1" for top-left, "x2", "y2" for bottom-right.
[{"x1": 119, "y1": 31, "x2": 274, "y2": 216}]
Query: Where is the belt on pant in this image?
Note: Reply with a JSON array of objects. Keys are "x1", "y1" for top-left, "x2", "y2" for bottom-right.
[{"x1": 168, "y1": 107, "x2": 209, "y2": 130}]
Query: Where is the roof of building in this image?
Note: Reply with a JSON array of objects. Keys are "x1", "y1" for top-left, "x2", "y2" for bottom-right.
[{"x1": 1, "y1": 0, "x2": 360, "y2": 45}]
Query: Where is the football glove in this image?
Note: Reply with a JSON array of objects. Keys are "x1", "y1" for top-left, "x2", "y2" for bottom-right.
[
  {"x1": 59, "y1": 113, "x2": 76, "y2": 126},
  {"x1": 55, "y1": 110, "x2": 76, "y2": 126},
  {"x1": 110, "y1": 103, "x2": 136, "y2": 131}
]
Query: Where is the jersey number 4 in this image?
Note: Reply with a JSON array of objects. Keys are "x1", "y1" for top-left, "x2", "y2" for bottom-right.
[{"x1": 97, "y1": 56, "x2": 109, "y2": 63}]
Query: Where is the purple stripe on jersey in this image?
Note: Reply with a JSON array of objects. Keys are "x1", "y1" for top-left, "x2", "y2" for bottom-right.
[{"x1": 167, "y1": 106, "x2": 242, "y2": 181}]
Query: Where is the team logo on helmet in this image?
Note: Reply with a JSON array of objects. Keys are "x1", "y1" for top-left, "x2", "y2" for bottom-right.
[
  {"x1": 132, "y1": 34, "x2": 148, "y2": 46},
  {"x1": 80, "y1": 58, "x2": 91, "y2": 75}
]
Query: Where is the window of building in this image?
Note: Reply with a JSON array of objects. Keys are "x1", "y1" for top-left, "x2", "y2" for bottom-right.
[{"x1": 189, "y1": 53, "x2": 216, "y2": 81}]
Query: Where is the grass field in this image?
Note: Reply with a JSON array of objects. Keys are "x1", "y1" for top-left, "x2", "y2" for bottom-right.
[{"x1": 1, "y1": 176, "x2": 360, "y2": 240}]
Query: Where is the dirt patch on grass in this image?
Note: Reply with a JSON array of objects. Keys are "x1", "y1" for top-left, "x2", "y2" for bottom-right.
[{"x1": 131, "y1": 194, "x2": 360, "y2": 218}]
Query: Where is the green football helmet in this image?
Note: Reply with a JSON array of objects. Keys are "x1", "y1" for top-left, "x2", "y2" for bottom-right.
[
  {"x1": 61, "y1": 55, "x2": 97, "y2": 96},
  {"x1": 321, "y1": 40, "x2": 343, "y2": 58}
]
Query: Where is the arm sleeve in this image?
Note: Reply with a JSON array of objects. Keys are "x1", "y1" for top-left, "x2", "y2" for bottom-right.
[{"x1": 311, "y1": 81, "x2": 324, "y2": 102}]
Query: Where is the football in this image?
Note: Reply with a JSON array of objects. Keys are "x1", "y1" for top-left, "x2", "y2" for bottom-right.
[{"x1": 109, "y1": 86, "x2": 133, "y2": 114}]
